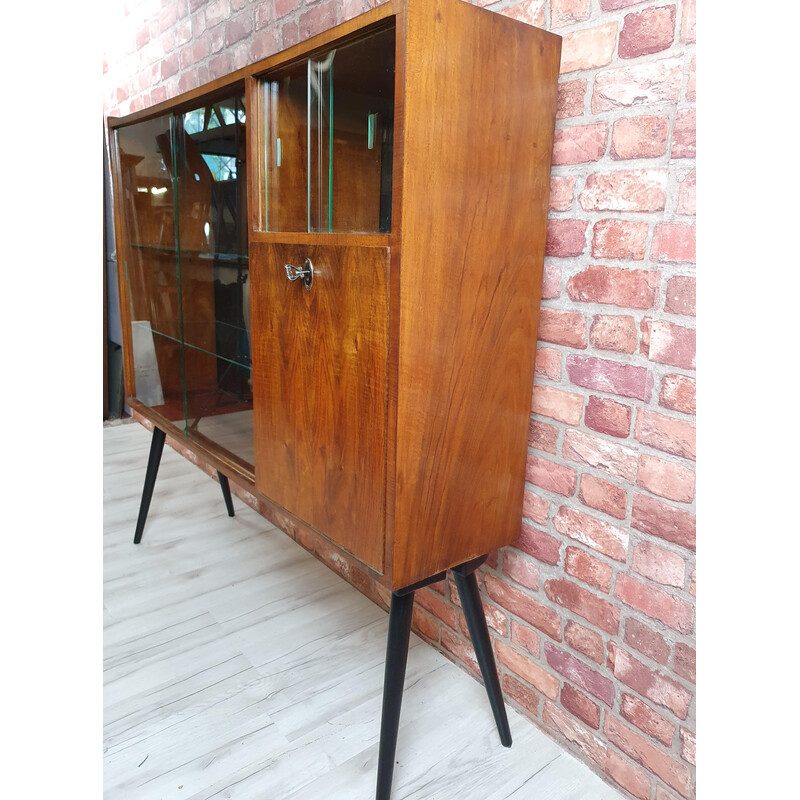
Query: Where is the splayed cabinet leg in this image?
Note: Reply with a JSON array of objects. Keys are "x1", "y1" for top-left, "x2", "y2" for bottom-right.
[
  {"x1": 133, "y1": 427, "x2": 166, "y2": 545},
  {"x1": 218, "y1": 471, "x2": 235, "y2": 517}
]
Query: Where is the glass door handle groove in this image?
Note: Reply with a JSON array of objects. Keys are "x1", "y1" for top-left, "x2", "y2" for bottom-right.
[{"x1": 284, "y1": 258, "x2": 314, "y2": 290}]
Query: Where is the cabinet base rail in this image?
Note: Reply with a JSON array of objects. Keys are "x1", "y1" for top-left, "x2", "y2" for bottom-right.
[{"x1": 130, "y1": 428, "x2": 511, "y2": 800}]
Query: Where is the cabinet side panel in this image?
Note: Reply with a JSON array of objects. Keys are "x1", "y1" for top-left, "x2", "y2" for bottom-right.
[{"x1": 393, "y1": 0, "x2": 561, "y2": 587}]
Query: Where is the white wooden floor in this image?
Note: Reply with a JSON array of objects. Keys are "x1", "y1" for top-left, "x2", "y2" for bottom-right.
[{"x1": 103, "y1": 421, "x2": 623, "y2": 800}]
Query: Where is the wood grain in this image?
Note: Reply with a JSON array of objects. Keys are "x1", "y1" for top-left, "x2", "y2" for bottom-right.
[{"x1": 251, "y1": 242, "x2": 390, "y2": 572}]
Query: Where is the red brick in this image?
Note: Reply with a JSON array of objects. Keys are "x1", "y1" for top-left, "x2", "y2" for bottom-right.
[
  {"x1": 674, "y1": 643, "x2": 696, "y2": 684},
  {"x1": 606, "y1": 748, "x2": 652, "y2": 800},
  {"x1": 537, "y1": 308, "x2": 588, "y2": 349},
  {"x1": 282, "y1": 19, "x2": 300, "y2": 48},
  {"x1": 600, "y1": 0, "x2": 647, "y2": 8},
  {"x1": 503, "y1": 549, "x2": 540, "y2": 590},
  {"x1": 636, "y1": 408, "x2": 696, "y2": 461},
  {"x1": 619, "y1": 5, "x2": 676, "y2": 58},
  {"x1": 672, "y1": 107, "x2": 696, "y2": 159},
  {"x1": 457, "y1": 601, "x2": 507, "y2": 637},
  {"x1": 677, "y1": 168, "x2": 696, "y2": 215},
  {"x1": 412, "y1": 606, "x2": 440, "y2": 642},
  {"x1": 545, "y1": 642, "x2": 615, "y2": 705},
  {"x1": 208, "y1": 52, "x2": 233, "y2": 80},
  {"x1": 565, "y1": 545, "x2": 614, "y2": 591},
  {"x1": 624, "y1": 618, "x2": 670, "y2": 665},
  {"x1": 605, "y1": 715, "x2": 692, "y2": 797},
  {"x1": 579, "y1": 169, "x2": 667, "y2": 213},
  {"x1": 416, "y1": 587, "x2": 457, "y2": 629},
  {"x1": 499, "y1": 0, "x2": 546, "y2": 27},
  {"x1": 551, "y1": 0, "x2": 591, "y2": 28},
  {"x1": 532, "y1": 384, "x2": 584, "y2": 425},
  {"x1": 511, "y1": 619, "x2": 542, "y2": 657},
  {"x1": 522, "y1": 489, "x2": 550, "y2": 524},
  {"x1": 552, "y1": 123, "x2": 608, "y2": 166},
  {"x1": 546, "y1": 578, "x2": 620, "y2": 634},
  {"x1": 579, "y1": 474, "x2": 627, "y2": 520},
  {"x1": 534, "y1": 347, "x2": 561, "y2": 382},
  {"x1": 440, "y1": 628, "x2": 479, "y2": 674},
  {"x1": 585, "y1": 395, "x2": 632, "y2": 439},
  {"x1": 529, "y1": 418, "x2": 558, "y2": 454},
  {"x1": 680, "y1": 727, "x2": 696, "y2": 766},
  {"x1": 526, "y1": 454, "x2": 577, "y2": 497},
  {"x1": 590, "y1": 314, "x2": 637, "y2": 354},
  {"x1": 611, "y1": 645, "x2": 692, "y2": 719},
  {"x1": 632, "y1": 540, "x2": 685, "y2": 588},
  {"x1": 205, "y1": 0, "x2": 230, "y2": 29},
  {"x1": 544, "y1": 701, "x2": 608, "y2": 768},
  {"x1": 249, "y1": 26, "x2": 281, "y2": 61},
  {"x1": 560, "y1": 23, "x2": 618, "y2": 74},
  {"x1": 660, "y1": 374, "x2": 695, "y2": 415},
  {"x1": 550, "y1": 175, "x2": 576, "y2": 211},
  {"x1": 567, "y1": 264, "x2": 659, "y2": 309},
  {"x1": 563, "y1": 429, "x2": 638, "y2": 481},
  {"x1": 503, "y1": 673, "x2": 540, "y2": 716},
  {"x1": 615, "y1": 573, "x2": 694, "y2": 634},
  {"x1": 565, "y1": 620, "x2": 605, "y2": 664},
  {"x1": 224, "y1": 13, "x2": 252, "y2": 47},
  {"x1": 686, "y1": 56, "x2": 696, "y2": 102},
  {"x1": 567, "y1": 355, "x2": 653, "y2": 402},
  {"x1": 545, "y1": 218, "x2": 589, "y2": 257},
  {"x1": 516, "y1": 523, "x2": 562, "y2": 566},
  {"x1": 556, "y1": 79, "x2": 586, "y2": 119},
  {"x1": 591, "y1": 218, "x2": 649, "y2": 260},
  {"x1": 621, "y1": 693, "x2": 675, "y2": 746},
  {"x1": 562, "y1": 683, "x2": 601, "y2": 729},
  {"x1": 632, "y1": 493, "x2": 696, "y2": 552},
  {"x1": 496, "y1": 640, "x2": 560, "y2": 699},
  {"x1": 611, "y1": 115, "x2": 669, "y2": 159},
  {"x1": 656, "y1": 787, "x2": 684, "y2": 800},
  {"x1": 553, "y1": 505, "x2": 629, "y2": 562},
  {"x1": 689, "y1": 568, "x2": 696, "y2": 597},
  {"x1": 637, "y1": 454, "x2": 695, "y2": 503},
  {"x1": 484, "y1": 574, "x2": 562, "y2": 641},
  {"x1": 275, "y1": 0, "x2": 301, "y2": 17},
  {"x1": 593, "y1": 58, "x2": 683, "y2": 113},
  {"x1": 652, "y1": 222, "x2": 696, "y2": 263},
  {"x1": 681, "y1": 0, "x2": 696, "y2": 42},
  {"x1": 665, "y1": 275, "x2": 696, "y2": 316},
  {"x1": 299, "y1": 1, "x2": 338, "y2": 39},
  {"x1": 541, "y1": 263, "x2": 561, "y2": 300}
]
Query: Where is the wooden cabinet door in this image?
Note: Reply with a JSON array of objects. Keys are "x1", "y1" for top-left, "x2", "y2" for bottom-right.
[{"x1": 250, "y1": 241, "x2": 390, "y2": 572}]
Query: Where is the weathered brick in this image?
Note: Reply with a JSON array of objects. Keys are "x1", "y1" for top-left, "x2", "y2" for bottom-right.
[
  {"x1": 674, "y1": 643, "x2": 696, "y2": 684},
  {"x1": 591, "y1": 218, "x2": 649, "y2": 260},
  {"x1": 541, "y1": 263, "x2": 561, "y2": 299},
  {"x1": 562, "y1": 683, "x2": 601, "y2": 729},
  {"x1": 567, "y1": 264, "x2": 659, "y2": 309},
  {"x1": 624, "y1": 618, "x2": 670, "y2": 665},
  {"x1": 565, "y1": 545, "x2": 614, "y2": 591},
  {"x1": 579, "y1": 474, "x2": 628, "y2": 520},
  {"x1": 611, "y1": 115, "x2": 669, "y2": 159},
  {"x1": 621, "y1": 693, "x2": 675, "y2": 746},
  {"x1": 282, "y1": 19, "x2": 300, "y2": 48},
  {"x1": 545, "y1": 642, "x2": 615, "y2": 705},
  {"x1": 249, "y1": 26, "x2": 281, "y2": 61},
  {"x1": 632, "y1": 540, "x2": 686, "y2": 588},
  {"x1": 659, "y1": 374, "x2": 695, "y2": 415},
  {"x1": 523, "y1": 488, "x2": 550, "y2": 524},
  {"x1": 527, "y1": 454, "x2": 577, "y2": 497},
  {"x1": 619, "y1": 5, "x2": 676, "y2": 58},
  {"x1": 632, "y1": 493, "x2": 696, "y2": 552},
  {"x1": 656, "y1": 787, "x2": 684, "y2": 800},
  {"x1": 412, "y1": 606, "x2": 440, "y2": 642},
  {"x1": 585, "y1": 395, "x2": 632, "y2": 439},
  {"x1": 680, "y1": 727, "x2": 696, "y2": 766},
  {"x1": 553, "y1": 505, "x2": 629, "y2": 562},
  {"x1": 565, "y1": 619, "x2": 605, "y2": 664},
  {"x1": 637, "y1": 453, "x2": 695, "y2": 503},
  {"x1": 557, "y1": 78, "x2": 587, "y2": 119},
  {"x1": 205, "y1": 0, "x2": 230, "y2": 29},
  {"x1": 593, "y1": 58, "x2": 683, "y2": 113},
  {"x1": 665, "y1": 275, "x2": 696, "y2": 316},
  {"x1": 545, "y1": 218, "x2": 589, "y2": 257},
  {"x1": 551, "y1": 0, "x2": 591, "y2": 28},
  {"x1": 496, "y1": 640, "x2": 560, "y2": 698},
  {"x1": 550, "y1": 175, "x2": 576, "y2": 211},
  {"x1": 686, "y1": 55, "x2": 696, "y2": 102},
  {"x1": 538, "y1": 308, "x2": 588, "y2": 349},
  {"x1": 516, "y1": 523, "x2": 562, "y2": 566},
  {"x1": 299, "y1": 1, "x2": 338, "y2": 39},
  {"x1": 563, "y1": 428, "x2": 638, "y2": 481},
  {"x1": 567, "y1": 354, "x2": 653, "y2": 402},
  {"x1": 606, "y1": 748, "x2": 652, "y2": 800},
  {"x1": 545, "y1": 578, "x2": 620, "y2": 634},
  {"x1": 500, "y1": 0, "x2": 546, "y2": 28},
  {"x1": 579, "y1": 170, "x2": 668, "y2": 213},
  {"x1": 416, "y1": 586, "x2": 457, "y2": 629},
  {"x1": 503, "y1": 673, "x2": 540, "y2": 716},
  {"x1": 673, "y1": 107, "x2": 696, "y2": 159},
  {"x1": 590, "y1": 314, "x2": 638, "y2": 354},
  {"x1": 440, "y1": 628, "x2": 479, "y2": 673},
  {"x1": 560, "y1": 23, "x2": 618, "y2": 74},
  {"x1": 532, "y1": 383, "x2": 584, "y2": 425},
  {"x1": 600, "y1": 0, "x2": 646, "y2": 8},
  {"x1": 503, "y1": 549, "x2": 541, "y2": 590},
  {"x1": 529, "y1": 418, "x2": 558, "y2": 454},
  {"x1": 511, "y1": 619, "x2": 542, "y2": 657},
  {"x1": 605, "y1": 715, "x2": 692, "y2": 797},
  {"x1": 534, "y1": 347, "x2": 561, "y2": 382},
  {"x1": 636, "y1": 408, "x2": 696, "y2": 461},
  {"x1": 457, "y1": 601, "x2": 507, "y2": 637},
  {"x1": 225, "y1": 13, "x2": 253, "y2": 47},
  {"x1": 615, "y1": 573, "x2": 694, "y2": 634},
  {"x1": 677, "y1": 168, "x2": 696, "y2": 215},
  {"x1": 552, "y1": 123, "x2": 608, "y2": 166},
  {"x1": 485, "y1": 574, "x2": 562, "y2": 640},
  {"x1": 652, "y1": 222, "x2": 696, "y2": 263},
  {"x1": 544, "y1": 701, "x2": 608, "y2": 768}
]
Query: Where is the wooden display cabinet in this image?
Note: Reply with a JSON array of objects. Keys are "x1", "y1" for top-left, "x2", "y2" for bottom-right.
[{"x1": 108, "y1": 1, "x2": 560, "y2": 797}]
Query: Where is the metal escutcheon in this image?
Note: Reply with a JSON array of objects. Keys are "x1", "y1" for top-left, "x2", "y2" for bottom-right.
[{"x1": 284, "y1": 257, "x2": 313, "y2": 290}]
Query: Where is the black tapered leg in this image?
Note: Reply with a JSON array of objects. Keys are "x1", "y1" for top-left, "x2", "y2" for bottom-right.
[
  {"x1": 133, "y1": 427, "x2": 166, "y2": 545},
  {"x1": 376, "y1": 589, "x2": 415, "y2": 800},
  {"x1": 218, "y1": 471, "x2": 235, "y2": 517},
  {"x1": 452, "y1": 565, "x2": 513, "y2": 747}
]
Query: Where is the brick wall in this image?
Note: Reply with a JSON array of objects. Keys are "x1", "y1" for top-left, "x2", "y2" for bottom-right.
[{"x1": 105, "y1": 2, "x2": 697, "y2": 798}]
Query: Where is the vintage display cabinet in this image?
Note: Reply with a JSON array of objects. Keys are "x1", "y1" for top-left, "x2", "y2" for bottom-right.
[{"x1": 107, "y1": 0, "x2": 561, "y2": 796}]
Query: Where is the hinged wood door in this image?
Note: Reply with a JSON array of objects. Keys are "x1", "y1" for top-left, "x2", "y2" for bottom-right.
[{"x1": 251, "y1": 241, "x2": 390, "y2": 571}]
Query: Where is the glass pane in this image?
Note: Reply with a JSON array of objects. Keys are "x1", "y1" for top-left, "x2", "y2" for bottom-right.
[
  {"x1": 263, "y1": 62, "x2": 309, "y2": 232},
  {"x1": 116, "y1": 117, "x2": 185, "y2": 423}
]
